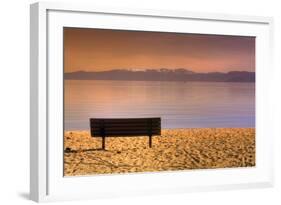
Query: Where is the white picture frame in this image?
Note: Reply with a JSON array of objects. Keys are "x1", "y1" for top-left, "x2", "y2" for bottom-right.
[{"x1": 30, "y1": 1, "x2": 274, "y2": 202}]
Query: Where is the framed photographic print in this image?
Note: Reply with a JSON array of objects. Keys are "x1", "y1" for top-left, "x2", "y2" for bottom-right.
[{"x1": 30, "y1": 2, "x2": 274, "y2": 202}]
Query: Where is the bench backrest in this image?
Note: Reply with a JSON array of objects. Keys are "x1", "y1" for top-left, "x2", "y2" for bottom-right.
[{"x1": 90, "y1": 118, "x2": 161, "y2": 137}]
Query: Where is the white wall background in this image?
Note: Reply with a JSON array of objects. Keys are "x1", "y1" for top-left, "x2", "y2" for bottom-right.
[{"x1": 0, "y1": 0, "x2": 280, "y2": 204}]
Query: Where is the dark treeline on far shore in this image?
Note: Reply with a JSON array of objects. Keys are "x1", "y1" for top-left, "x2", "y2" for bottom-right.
[{"x1": 64, "y1": 69, "x2": 255, "y2": 82}]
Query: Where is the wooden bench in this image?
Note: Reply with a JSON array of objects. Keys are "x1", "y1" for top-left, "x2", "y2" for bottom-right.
[{"x1": 90, "y1": 118, "x2": 161, "y2": 150}]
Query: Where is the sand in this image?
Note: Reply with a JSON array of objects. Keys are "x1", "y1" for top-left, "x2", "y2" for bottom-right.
[{"x1": 64, "y1": 128, "x2": 255, "y2": 176}]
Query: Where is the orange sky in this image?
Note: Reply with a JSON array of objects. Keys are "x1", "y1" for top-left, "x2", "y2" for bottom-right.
[{"x1": 64, "y1": 27, "x2": 255, "y2": 73}]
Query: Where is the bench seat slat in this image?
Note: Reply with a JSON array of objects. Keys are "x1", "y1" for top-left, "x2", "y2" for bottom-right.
[
  {"x1": 91, "y1": 119, "x2": 160, "y2": 124},
  {"x1": 91, "y1": 127, "x2": 160, "y2": 132},
  {"x1": 93, "y1": 131, "x2": 161, "y2": 137},
  {"x1": 91, "y1": 122, "x2": 160, "y2": 127},
  {"x1": 91, "y1": 118, "x2": 160, "y2": 122},
  {"x1": 91, "y1": 124, "x2": 160, "y2": 129},
  {"x1": 91, "y1": 123, "x2": 159, "y2": 126},
  {"x1": 91, "y1": 120, "x2": 160, "y2": 123},
  {"x1": 91, "y1": 129, "x2": 160, "y2": 135}
]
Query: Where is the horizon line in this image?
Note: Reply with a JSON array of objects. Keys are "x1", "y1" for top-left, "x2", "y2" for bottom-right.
[{"x1": 65, "y1": 69, "x2": 255, "y2": 74}]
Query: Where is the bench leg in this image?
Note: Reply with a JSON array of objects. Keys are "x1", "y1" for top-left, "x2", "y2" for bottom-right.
[
  {"x1": 149, "y1": 135, "x2": 152, "y2": 148},
  {"x1": 102, "y1": 136, "x2": 105, "y2": 150}
]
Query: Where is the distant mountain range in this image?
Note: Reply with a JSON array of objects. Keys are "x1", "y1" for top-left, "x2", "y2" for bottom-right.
[{"x1": 64, "y1": 69, "x2": 255, "y2": 82}]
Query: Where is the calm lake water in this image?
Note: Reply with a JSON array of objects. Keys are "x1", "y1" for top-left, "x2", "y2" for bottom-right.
[{"x1": 64, "y1": 80, "x2": 255, "y2": 130}]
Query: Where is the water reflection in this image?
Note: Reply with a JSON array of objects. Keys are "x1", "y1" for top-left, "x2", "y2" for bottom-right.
[{"x1": 64, "y1": 80, "x2": 255, "y2": 130}]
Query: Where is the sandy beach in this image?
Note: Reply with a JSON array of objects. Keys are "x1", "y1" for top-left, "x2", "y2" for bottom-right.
[{"x1": 64, "y1": 128, "x2": 255, "y2": 176}]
